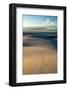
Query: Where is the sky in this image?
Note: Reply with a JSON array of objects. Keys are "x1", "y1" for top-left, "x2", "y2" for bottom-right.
[{"x1": 23, "y1": 15, "x2": 57, "y2": 28}]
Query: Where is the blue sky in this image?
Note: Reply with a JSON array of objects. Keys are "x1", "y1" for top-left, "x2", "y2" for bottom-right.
[{"x1": 23, "y1": 15, "x2": 57, "y2": 28}]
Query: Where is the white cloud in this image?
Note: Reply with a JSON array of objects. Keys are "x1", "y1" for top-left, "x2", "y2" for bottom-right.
[
  {"x1": 23, "y1": 18, "x2": 57, "y2": 28},
  {"x1": 44, "y1": 18, "x2": 57, "y2": 27}
]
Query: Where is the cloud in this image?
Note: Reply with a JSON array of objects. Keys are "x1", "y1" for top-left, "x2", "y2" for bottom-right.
[
  {"x1": 23, "y1": 18, "x2": 57, "y2": 28},
  {"x1": 44, "y1": 18, "x2": 57, "y2": 27}
]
